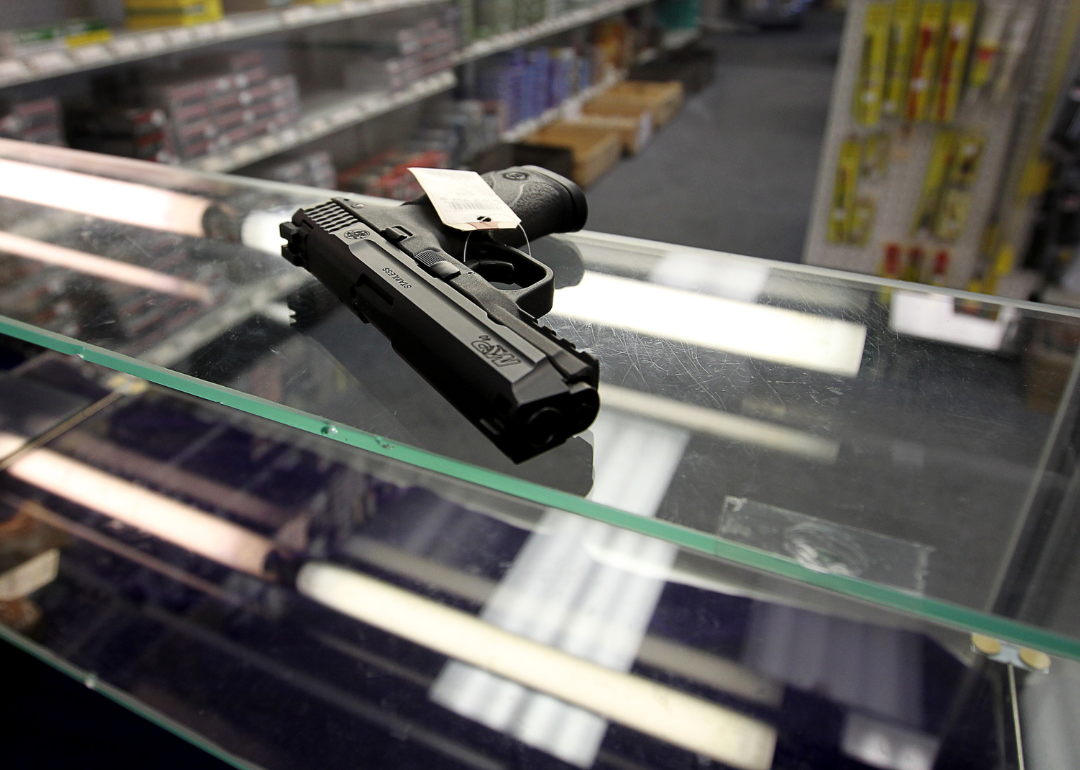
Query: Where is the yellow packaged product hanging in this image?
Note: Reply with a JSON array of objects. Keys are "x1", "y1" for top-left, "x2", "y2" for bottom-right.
[
  {"x1": 882, "y1": 0, "x2": 921, "y2": 117},
  {"x1": 934, "y1": 130, "x2": 985, "y2": 240},
  {"x1": 968, "y1": 2, "x2": 1011, "y2": 91},
  {"x1": 855, "y1": 2, "x2": 894, "y2": 126},
  {"x1": 912, "y1": 129, "x2": 955, "y2": 233},
  {"x1": 829, "y1": 138, "x2": 863, "y2": 243},
  {"x1": 905, "y1": 0, "x2": 946, "y2": 121},
  {"x1": 930, "y1": 0, "x2": 977, "y2": 122}
]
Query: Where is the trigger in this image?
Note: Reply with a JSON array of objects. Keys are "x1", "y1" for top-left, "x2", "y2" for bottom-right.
[{"x1": 469, "y1": 259, "x2": 516, "y2": 283}]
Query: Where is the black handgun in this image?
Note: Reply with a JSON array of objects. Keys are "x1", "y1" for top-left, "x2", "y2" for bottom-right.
[{"x1": 279, "y1": 166, "x2": 599, "y2": 463}]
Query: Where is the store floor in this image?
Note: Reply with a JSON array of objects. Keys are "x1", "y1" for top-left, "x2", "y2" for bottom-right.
[{"x1": 586, "y1": 10, "x2": 844, "y2": 262}]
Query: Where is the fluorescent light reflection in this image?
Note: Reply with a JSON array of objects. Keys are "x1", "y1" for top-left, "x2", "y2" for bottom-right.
[
  {"x1": 553, "y1": 271, "x2": 867, "y2": 377},
  {"x1": 0, "y1": 158, "x2": 209, "y2": 237},
  {"x1": 0, "y1": 231, "x2": 213, "y2": 303},
  {"x1": 600, "y1": 383, "x2": 840, "y2": 463},
  {"x1": 432, "y1": 412, "x2": 702, "y2": 767},
  {"x1": 0, "y1": 431, "x2": 274, "y2": 576},
  {"x1": 890, "y1": 290, "x2": 1018, "y2": 351},
  {"x1": 298, "y1": 561, "x2": 777, "y2": 770}
]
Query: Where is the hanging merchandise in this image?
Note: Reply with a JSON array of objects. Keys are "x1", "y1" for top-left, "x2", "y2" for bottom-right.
[
  {"x1": 829, "y1": 137, "x2": 863, "y2": 243},
  {"x1": 967, "y1": 1, "x2": 1012, "y2": 92},
  {"x1": 862, "y1": 131, "x2": 892, "y2": 178},
  {"x1": 930, "y1": 0, "x2": 977, "y2": 123},
  {"x1": 930, "y1": 249, "x2": 951, "y2": 284},
  {"x1": 905, "y1": 0, "x2": 947, "y2": 122},
  {"x1": 882, "y1": 0, "x2": 920, "y2": 118},
  {"x1": 994, "y1": 5, "x2": 1037, "y2": 101},
  {"x1": 881, "y1": 242, "x2": 904, "y2": 278},
  {"x1": 913, "y1": 129, "x2": 956, "y2": 233},
  {"x1": 855, "y1": 2, "x2": 894, "y2": 126},
  {"x1": 807, "y1": 0, "x2": 1080, "y2": 291},
  {"x1": 936, "y1": 130, "x2": 986, "y2": 240},
  {"x1": 903, "y1": 244, "x2": 927, "y2": 281},
  {"x1": 851, "y1": 198, "x2": 877, "y2": 244}
]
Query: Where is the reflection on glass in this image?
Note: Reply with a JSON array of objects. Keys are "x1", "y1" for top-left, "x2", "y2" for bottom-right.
[
  {"x1": 0, "y1": 231, "x2": 213, "y2": 304},
  {"x1": 0, "y1": 158, "x2": 210, "y2": 237},
  {"x1": 890, "y1": 290, "x2": 1019, "y2": 351},
  {"x1": 432, "y1": 410, "x2": 688, "y2": 766},
  {"x1": 552, "y1": 271, "x2": 867, "y2": 377}
]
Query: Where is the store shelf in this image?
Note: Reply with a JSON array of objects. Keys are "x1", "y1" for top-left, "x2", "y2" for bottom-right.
[
  {"x1": 453, "y1": 0, "x2": 652, "y2": 65},
  {"x1": 500, "y1": 70, "x2": 622, "y2": 142},
  {"x1": 185, "y1": 70, "x2": 456, "y2": 173},
  {"x1": 0, "y1": 0, "x2": 444, "y2": 89}
]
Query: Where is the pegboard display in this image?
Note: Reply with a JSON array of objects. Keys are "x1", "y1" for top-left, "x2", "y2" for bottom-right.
[{"x1": 804, "y1": 0, "x2": 1080, "y2": 293}]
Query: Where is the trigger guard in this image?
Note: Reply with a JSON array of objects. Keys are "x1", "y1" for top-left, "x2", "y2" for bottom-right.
[{"x1": 468, "y1": 241, "x2": 555, "y2": 319}]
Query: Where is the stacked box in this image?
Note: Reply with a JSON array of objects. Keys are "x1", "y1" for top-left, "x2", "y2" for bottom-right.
[
  {"x1": 136, "y1": 53, "x2": 300, "y2": 161},
  {"x1": 527, "y1": 121, "x2": 622, "y2": 187},
  {"x1": 423, "y1": 100, "x2": 501, "y2": 165},
  {"x1": 471, "y1": 45, "x2": 597, "y2": 132},
  {"x1": 0, "y1": 98, "x2": 66, "y2": 146},
  {"x1": 68, "y1": 106, "x2": 177, "y2": 162},
  {"x1": 124, "y1": 0, "x2": 223, "y2": 30},
  {"x1": 337, "y1": 148, "x2": 449, "y2": 200}
]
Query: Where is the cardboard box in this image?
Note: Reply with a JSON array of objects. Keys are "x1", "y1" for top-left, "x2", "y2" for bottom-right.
[
  {"x1": 526, "y1": 122, "x2": 622, "y2": 188},
  {"x1": 566, "y1": 113, "x2": 651, "y2": 155},
  {"x1": 584, "y1": 80, "x2": 683, "y2": 128}
]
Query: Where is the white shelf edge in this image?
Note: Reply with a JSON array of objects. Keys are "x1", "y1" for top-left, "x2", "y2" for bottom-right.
[
  {"x1": 185, "y1": 70, "x2": 457, "y2": 173},
  {"x1": 499, "y1": 70, "x2": 622, "y2": 142},
  {"x1": 660, "y1": 27, "x2": 701, "y2": 51},
  {"x1": 0, "y1": 0, "x2": 445, "y2": 89},
  {"x1": 453, "y1": 0, "x2": 653, "y2": 65}
]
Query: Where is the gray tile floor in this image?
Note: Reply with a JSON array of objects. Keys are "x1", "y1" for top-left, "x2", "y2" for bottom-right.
[{"x1": 585, "y1": 11, "x2": 844, "y2": 262}]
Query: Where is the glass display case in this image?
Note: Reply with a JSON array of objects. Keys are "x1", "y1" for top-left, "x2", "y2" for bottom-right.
[{"x1": 2, "y1": 140, "x2": 1080, "y2": 769}]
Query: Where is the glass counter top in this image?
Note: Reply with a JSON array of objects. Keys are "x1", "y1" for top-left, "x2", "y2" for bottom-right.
[
  {"x1": 0, "y1": 338, "x2": 1066, "y2": 770},
  {"x1": 1, "y1": 139, "x2": 1080, "y2": 662}
]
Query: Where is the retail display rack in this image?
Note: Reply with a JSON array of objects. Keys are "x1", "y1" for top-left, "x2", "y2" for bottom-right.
[
  {"x1": 188, "y1": 71, "x2": 457, "y2": 173},
  {"x1": 805, "y1": 0, "x2": 1080, "y2": 293},
  {"x1": 0, "y1": 0, "x2": 700, "y2": 191},
  {"x1": 0, "y1": 0, "x2": 445, "y2": 89}
]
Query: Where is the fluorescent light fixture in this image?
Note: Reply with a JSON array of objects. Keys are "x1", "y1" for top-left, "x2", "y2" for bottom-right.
[
  {"x1": 0, "y1": 231, "x2": 213, "y2": 304},
  {"x1": 600, "y1": 383, "x2": 840, "y2": 462},
  {"x1": 0, "y1": 158, "x2": 209, "y2": 237},
  {"x1": 298, "y1": 561, "x2": 777, "y2": 770},
  {"x1": 0, "y1": 432, "x2": 274, "y2": 576},
  {"x1": 553, "y1": 271, "x2": 867, "y2": 377},
  {"x1": 890, "y1": 290, "x2": 1017, "y2": 351}
]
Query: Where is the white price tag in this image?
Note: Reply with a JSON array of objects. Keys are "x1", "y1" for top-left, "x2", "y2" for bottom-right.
[
  {"x1": 70, "y1": 44, "x2": 111, "y2": 64},
  {"x1": 110, "y1": 37, "x2": 142, "y2": 57},
  {"x1": 141, "y1": 32, "x2": 167, "y2": 51},
  {"x1": 0, "y1": 59, "x2": 31, "y2": 83},
  {"x1": 165, "y1": 28, "x2": 196, "y2": 46},
  {"x1": 409, "y1": 168, "x2": 521, "y2": 232},
  {"x1": 283, "y1": 6, "x2": 316, "y2": 23},
  {"x1": 27, "y1": 50, "x2": 71, "y2": 72}
]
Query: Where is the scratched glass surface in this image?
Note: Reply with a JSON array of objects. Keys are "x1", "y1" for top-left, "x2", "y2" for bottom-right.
[
  {"x1": 2, "y1": 140, "x2": 1080, "y2": 657},
  {"x1": 0, "y1": 347, "x2": 1063, "y2": 770}
]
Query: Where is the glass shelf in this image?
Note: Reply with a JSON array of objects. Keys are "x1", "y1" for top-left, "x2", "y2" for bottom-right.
[
  {"x1": 2, "y1": 139, "x2": 1080, "y2": 663},
  {"x1": 0, "y1": 340, "x2": 1059, "y2": 770}
]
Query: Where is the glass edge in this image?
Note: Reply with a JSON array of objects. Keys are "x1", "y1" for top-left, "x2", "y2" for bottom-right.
[
  {"x1": 4, "y1": 313, "x2": 1080, "y2": 662},
  {"x1": 567, "y1": 230, "x2": 1080, "y2": 319},
  {"x1": 3, "y1": 138, "x2": 1077, "y2": 318},
  {"x1": 0, "y1": 623, "x2": 262, "y2": 770}
]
